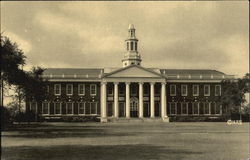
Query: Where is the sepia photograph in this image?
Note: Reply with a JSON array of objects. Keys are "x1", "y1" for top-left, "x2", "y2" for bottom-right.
[{"x1": 1, "y1": 1, "x2": 249, "y2": 160}]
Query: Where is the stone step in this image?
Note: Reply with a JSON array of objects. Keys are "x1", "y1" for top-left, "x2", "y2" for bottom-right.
[{"x1": 108, "y1": 118, "x2": 164, "y2": 123}]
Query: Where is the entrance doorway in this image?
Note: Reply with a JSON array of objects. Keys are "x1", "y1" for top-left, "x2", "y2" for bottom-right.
[{"x1": 130, "y1": 97, "x2": 138, "y2": 117}]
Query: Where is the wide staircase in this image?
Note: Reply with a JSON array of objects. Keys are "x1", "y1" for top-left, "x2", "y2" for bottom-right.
[{"x1": 108, "y1": 117, "x2": 163, "y2": 123}]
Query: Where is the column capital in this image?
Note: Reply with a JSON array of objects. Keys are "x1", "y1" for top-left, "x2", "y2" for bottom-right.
[
  {"x1": 125, "y1": 82, "x2": 131, "y2": 85},
  {"x1": 150, "y1": 82, "x2": 155, "y2": 85},
  {"x1": 161, "y1": 82, "x2": 166, "y2": 85},
  {"x1": 113, "y1": 82, "x2": 119, "y2": 85},
  {"x1": 139, "y1": 82, "x2": 144, "y2": 85},
  {"x1": 101, "y1": 81, "x2": 107, "y2": 85}
]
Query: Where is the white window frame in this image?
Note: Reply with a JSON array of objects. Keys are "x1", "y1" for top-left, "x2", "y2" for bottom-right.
[
  {"x1": 54, "y1": 102, "x2": 61, "y2": 115},
  {"x1": 66, "y1": 84, "x2": 73, "y2": 96},
  {"x1": 204, "y1": 85, "x2": 210, "y2": 96},
  {"x1": 181, "y1": 102, "x2": 188, "y2": 115},
  {"x1": 90, "y1": 84, "x2": 97, "y2": 96},
  {"x1": 215, "y1": 85, "x2": 221, "y2": 96},
  {"x1": 170, "y1": 102, "x2": 177, "y2": 115},
  {"x1": 78, "y1": 102, "x2": 85, "y2": 115},
  {"x1": 170, "y1": 85, "x2": 176, "y2": 96},
  {"x1": 54, "y1": 84, "x2": 61, "y2": 95},
  {"x1": 90, "y1": 102, "x2": 97, "y2": 115},
  {"x1": 193, "y1": 85, "x2": 199, "y2": 96},
  {"x1": 192, "y1": 102, "x2": 199, "y2": 115},
  {"x1": 203, "y1": 102, "x2": 210, "y2": 115},
  {"x1": 42, "y1": 102, "x2": 50, "y2": 115},
  {"x1": 181, "y1": 85, "x2": 188, "y2": 96},
  {"x1": 66, "y1": 102, "x2": 74, "y2": 115},
  {"x1": 78, "y1": 84, "x2": 85, "y2": 96}
]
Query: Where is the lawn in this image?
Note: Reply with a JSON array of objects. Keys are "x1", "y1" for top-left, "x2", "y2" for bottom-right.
[{"x1": 1, "y1": 122, "x2": 250, "y2": 160}]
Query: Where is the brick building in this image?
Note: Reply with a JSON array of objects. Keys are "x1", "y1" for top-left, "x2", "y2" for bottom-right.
[{"x1": 26, "y1": 24, "x2": 234, "y2": 122}]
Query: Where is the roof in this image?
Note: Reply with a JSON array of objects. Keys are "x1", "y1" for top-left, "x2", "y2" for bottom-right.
[
  {"x1": 42, "y1": 68, "x2": 103, "y2": 79},
  {"x1": 42, "y1": 67, "x2": 234, "y2": 80},
  {"x1": 160, "y1": 69, "x2": 225, "y2": 75}
]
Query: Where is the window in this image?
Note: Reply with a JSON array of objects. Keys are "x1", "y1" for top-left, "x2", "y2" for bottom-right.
[
  {"x1": 78, "y1": 102, "x2": 85, "y2": 115},
  {"x1": 78, "y1": 84, "x2": 85, "y2": 95},
  {"x1": 127, "y1": 42, "x2": 129, "y2": 51},
  {"x1": 90, "y1": 102, "x2": 97, "y2": 114},
  {"x1": 181, "y1": 103, "x2": 188, "y2": 115},
  {"x1": 155, "y1": 86, "x2": 160, "y2": 95},
  {"x1": 192, "y1": 102, "x2": 199, "y2": 115},
  {"x1": 170, "y1": 102, "x2": 176, "y2": 115},
  {"x1": 181, "y1": 85, "x2": 188, "y2": 96},
  {"x1": 42, "y1": 102, "x2": 49, "y2": 115},
  {"x1": 215, "y1": 85, "x2": 221, "y2": 96},
  {"x1": 131, "y1": 86, "x2": 136, "y2": 95},
  {"x1": 85, "y1": 102, "x2": 90, "y2": 114},
  {"x1": 29, "y1": 102, "x2": 37, "y2": 113},
  {"x1": 119, "y1": 102, "x2": 125, "y2": 117},
  {"x1": 170, "y1": 85, "x2": 176, "y2": 96},
  {"x1": 193, "y1": 85, "x2": 199, "y2": 96},
  {"x1": 54, "y1": 84, "x2": 61, "y2": 95},
  {"x1": 215, "y1": 103, "x2": 221, "y2": 115},
  {"x1": 90, "y1": 84, "x2": 97, "y2": 96},
  {"x1": 143, "y1": 85, "x2": 149, "y2": 95},
  {"x1": 204, "y1": 85, "x2": 210, "y2": 96},
  {"x1": 66, "y1": 84, "x2": 73, "y2": 95},
  {"x1": 107, "y1": 85, "x2": 113, "y2": 95},
  {"x1": 107, "y1": 102, "x2": 113, "y2": 117},
  {"x1": 46, "y1": 85, "x2": 50, "y2": 94},
  {"x1": 135, "y1": 42, "x2": 137, "y2": 51},
  {"x1": 131, "y1": 41, "x2": 133, "y2": 50},
  {"x1": 119, "y1": 86, "x2": 124, "y2": 95},
  {"x1": 54, "y1": 102, "x2": 61, "y2": 115},
  {"x1": 66, "y1": 102, "x2": 73, "y2": 115},
  {"x1": 204, "y1": 102, "x2": 210, "y2": 115}
]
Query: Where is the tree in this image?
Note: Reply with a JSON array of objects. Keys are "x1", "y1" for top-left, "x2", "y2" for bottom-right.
[
  {"x1": 1, "y1": 35, "x2": 47, "y2": 122},
  {"x1": 220, "y1": 73, "x2": 250, "y2": 119}
]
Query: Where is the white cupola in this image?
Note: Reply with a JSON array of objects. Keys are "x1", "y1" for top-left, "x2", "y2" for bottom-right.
[{"x1": 122, "y1": 24, "x2": 142, "y2": 67}]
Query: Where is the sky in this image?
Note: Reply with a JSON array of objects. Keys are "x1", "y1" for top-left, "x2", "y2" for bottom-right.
[{"x1": 1, "y1": 1, "x2": 249, "y2": 77}]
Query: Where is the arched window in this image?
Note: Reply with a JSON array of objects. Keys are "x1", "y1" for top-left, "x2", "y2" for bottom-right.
[
  {"x1": 131, "y1": 41, "x2": 133, "y2": 50},
  {"x1": 135, "y1": 42, "x2": 137, "y2": 51},
  {"x1": 127, "y1": 42, "x2": 129, "y2": 51}
]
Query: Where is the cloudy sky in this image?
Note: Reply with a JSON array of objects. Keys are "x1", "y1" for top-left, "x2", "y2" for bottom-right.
[{"x1": 1, "y1": 1, "x2": 249, "y2": 77}]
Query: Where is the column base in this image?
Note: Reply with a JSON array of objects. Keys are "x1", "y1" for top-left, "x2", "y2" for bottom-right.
[
  {"x1": 100, "y1": 117, "x2": 108, "y2": 123},
  {"x1": 162, "y1": 116, "x2": 169, "y2": 122}
]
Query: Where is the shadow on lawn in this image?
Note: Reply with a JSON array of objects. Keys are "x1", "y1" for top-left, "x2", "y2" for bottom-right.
[
  {"x1": 2, "y1": 144, "x2": 202, "y2": 160},
  {"x1": 2, "y1": 127, "x2": 135, "y2": 138}
]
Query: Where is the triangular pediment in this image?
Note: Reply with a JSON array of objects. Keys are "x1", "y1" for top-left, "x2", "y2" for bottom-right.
[{"x1": 104, "y1": 65, "x2": 164, "y2": 78}]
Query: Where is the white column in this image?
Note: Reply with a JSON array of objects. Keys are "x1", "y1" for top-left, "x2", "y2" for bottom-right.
[
  {"x1": 125, "y1": 82, "x2": 130, "y2": 118},
  {"x1": 150, "y1": 82, "x2": 155, "y2": 118},
  {"x1": 139, "y1": 82, "x2": 144, "y2": 118},
  {"x1": 101, "y1": 82, "x2": 107, "y2": 122},
  {"x1": 114, "y1": 82, "x2": 119, "y2": 118},
  {"x1": 161, "y1": 82, "x2": 166, "y2": 118}
]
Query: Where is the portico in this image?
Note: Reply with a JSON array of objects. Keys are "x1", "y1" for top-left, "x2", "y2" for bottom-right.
[{"x1": 100, "y1": 65, "x2": 169, "y2": 122}]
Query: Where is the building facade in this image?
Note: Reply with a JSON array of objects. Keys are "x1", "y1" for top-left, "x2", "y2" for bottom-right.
[{"x1": 26, "y1": 24, "x2": 233, "y2": 122}]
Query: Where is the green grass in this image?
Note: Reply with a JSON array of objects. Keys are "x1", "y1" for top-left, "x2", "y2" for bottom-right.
[{"x1": 1, "y1": 122, "x2": 250, "y2": 160}]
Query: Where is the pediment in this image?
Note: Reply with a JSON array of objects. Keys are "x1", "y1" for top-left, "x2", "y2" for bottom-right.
[{"x1": 104, "y1": 65, "x2": 163, "y2": 78}]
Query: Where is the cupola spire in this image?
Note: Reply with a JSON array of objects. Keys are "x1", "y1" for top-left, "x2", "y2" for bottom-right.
[{"x1": 122, "y1": 24, "x2": 142, "y2": 67}]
